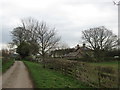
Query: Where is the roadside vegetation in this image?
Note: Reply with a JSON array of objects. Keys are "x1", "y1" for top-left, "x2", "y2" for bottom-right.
[
  {"x1": 39, "y1": 58, "x2": 118, "y2": 88},
  {"x1": 1, "y1": 49, "x2": 15, "y2": 73},
  {"x1": 2, "y1": 59, "x2": 14, "y2": 73},
  {"x1": 24, "y1": 60, "x2": 90, "y2": 88}
]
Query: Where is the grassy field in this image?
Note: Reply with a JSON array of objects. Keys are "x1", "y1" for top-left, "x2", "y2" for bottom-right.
[
  {"x1": 24, "y1": 61, "x2": 90, "y2": 88},
  {"x1": 2, "y1": 59, "x2": 15, "y2": 73},
  {"x1": 88, "y1": 61, "x2": 119, "y2": 68}
]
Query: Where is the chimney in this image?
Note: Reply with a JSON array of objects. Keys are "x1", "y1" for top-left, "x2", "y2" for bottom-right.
[
  {"x1": 83, "y1": 43, "x2": 86, "y2": 48},
  {"x1": 76, "y1": 44, "x2": 80, "y2": 50}
]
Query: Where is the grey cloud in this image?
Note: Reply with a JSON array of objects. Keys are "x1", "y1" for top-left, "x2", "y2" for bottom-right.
[
  {"x1": 1, "y1": 0, "x2": 118, "y2": 47},
  {"x1": 2, "y1": 27, "x2": 12, "y2": 44}
]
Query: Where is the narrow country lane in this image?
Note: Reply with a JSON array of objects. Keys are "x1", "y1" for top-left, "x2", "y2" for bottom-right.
[{"x1": 2, "y1": 61, "x2": 34, "y2": 88}]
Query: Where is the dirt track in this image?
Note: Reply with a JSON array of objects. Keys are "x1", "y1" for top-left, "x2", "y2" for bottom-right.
[{"x1": 2, "y1": 61, "x2": 34, "y2": 88}]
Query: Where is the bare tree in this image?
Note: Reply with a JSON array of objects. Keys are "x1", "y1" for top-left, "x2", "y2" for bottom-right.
[
  {"x1": 82, "y1": 26, "x2": 118, "y2": 58},
  {"x1": 11, "y1": 27, "x2": 26, "y2": 45},
  {"x1": 36, "y1": 22, "x2": 60, "y2": 68},
  {"x1": 11, "y1": 18, "x2": 60, "y2": 65},
  {"x1": 11, "y1": 18, "x2": 39, "y2": 45},
  {"x1": 20, "y1": 18, "x2": 39, "y2": 43},
  {"x1": 11, "y1": 18, "x2": 40, "y2": 56}
]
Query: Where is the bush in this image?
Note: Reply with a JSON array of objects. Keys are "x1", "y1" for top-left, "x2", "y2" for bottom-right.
[{"x1": 24, "y1": 56, "x2": 34, "y2": 61}]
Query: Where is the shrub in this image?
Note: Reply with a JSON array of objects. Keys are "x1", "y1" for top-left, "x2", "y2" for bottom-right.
[{"x1": 24, "y1": 56, "x2": 34, "y2": 61}]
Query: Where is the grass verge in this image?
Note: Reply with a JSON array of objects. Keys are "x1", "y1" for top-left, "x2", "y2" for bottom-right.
[
  {"x1": 2, "y1": 59, "x2": 15, "y2": 73},
  {"x1": 24, "y1": 61, "x2": 90, "y2": 88}
]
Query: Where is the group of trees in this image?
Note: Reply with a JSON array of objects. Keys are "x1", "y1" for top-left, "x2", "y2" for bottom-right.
[
  {"x1": 11, "y1": 17, "x2": 119, "y2": 63},
  {"x1": 11, "y1": 18, "x2": 60, "y2": 67}
]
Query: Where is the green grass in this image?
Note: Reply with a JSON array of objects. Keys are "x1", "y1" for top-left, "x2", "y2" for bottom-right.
[
  {"x1": 24, "y1": 61, "x2": 90, "y2": 88},
  {"x1": 2, "y1": 59, "x2": 15, "y2": 73},
  {"x1": 88, "y1": 61, "x2": 119, "y2": 68}
]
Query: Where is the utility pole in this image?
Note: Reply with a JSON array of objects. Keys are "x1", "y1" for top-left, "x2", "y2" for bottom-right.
[
  {"x1": 118, "y1": 2, "x2": 120, "y2": 51},
  {"x1": 113, "y1": 1, "x2": 120, "y2": 89},
  {"x1": 114, "y1": 1, "x2": 120, "y2": 49}
]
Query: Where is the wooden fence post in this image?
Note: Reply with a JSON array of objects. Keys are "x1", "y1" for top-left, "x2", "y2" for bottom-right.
[{"x1": 98, "y1": 67, "x2": 101, "y2": 88}]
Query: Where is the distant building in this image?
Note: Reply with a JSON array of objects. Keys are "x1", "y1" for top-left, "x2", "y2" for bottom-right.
[
  {"x1": 50, "y1": 48, "x2": 75, "y2": 58},
  {"x1": 51, "y1": 43, "x2": 94, "y2": 59},
  {"x1": 64, "y1": 43, "x2": 93, "y2": 59}
]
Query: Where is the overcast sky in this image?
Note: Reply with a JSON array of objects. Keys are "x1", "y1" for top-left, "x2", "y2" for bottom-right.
[{"x1": 0, "y1": 0, "x2": 118, "y2": 49}]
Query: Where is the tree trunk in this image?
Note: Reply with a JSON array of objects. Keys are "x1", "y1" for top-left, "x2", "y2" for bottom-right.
[
  {"x1": 42, "y1": 53, "x2": 46, "y2": 68},
  {"x1": 43, "y1": 58, "x2": 45, "y2": 68}
]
